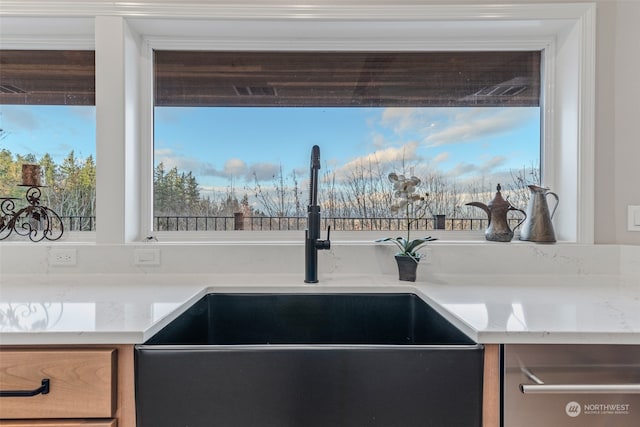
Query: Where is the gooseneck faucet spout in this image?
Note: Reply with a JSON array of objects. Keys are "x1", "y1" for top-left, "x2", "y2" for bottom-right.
[{"x1": 305, "y1": 145, "x2": 330, "y2": 283}]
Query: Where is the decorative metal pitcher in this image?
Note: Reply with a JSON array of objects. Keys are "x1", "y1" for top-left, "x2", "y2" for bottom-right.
[
  {"x1": 466, "y1": 184, "x2": 526, "y2": 242},
  {"x1": 519, "y1": 185, "x2": 559, "y2": 243}
]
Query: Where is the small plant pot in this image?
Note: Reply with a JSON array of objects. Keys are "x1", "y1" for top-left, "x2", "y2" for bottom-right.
[{"x1": 394, "y1": 255, "x2": 419, "y2": 282}]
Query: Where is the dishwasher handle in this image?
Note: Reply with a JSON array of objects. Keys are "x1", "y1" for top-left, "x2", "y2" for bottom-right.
[
  {"x1": 520, "y1": 384, "x2": 640, "y2": 394},
  {"x1": 520, "y1": 367, "x2": 640, "y2": 394}
]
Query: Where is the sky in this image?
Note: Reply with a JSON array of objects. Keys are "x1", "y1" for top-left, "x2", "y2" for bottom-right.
[
  {"x1": 0, "y1": 105, "x2": 96, "y2": 162},
  {"x1": 155, "y1": 106, "x2": 540, "y2": 194},
  {"x1": 1, "y1": 104, "x2": 540, "y2": 199}
]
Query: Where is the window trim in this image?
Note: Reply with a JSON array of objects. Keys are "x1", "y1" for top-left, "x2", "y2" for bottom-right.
[
  {"x1": 144, "y1": 48, "x2": 545, "y2": 242},
  {"x1": 134, "y1": 4, "x2": 595, "y2": 243}
]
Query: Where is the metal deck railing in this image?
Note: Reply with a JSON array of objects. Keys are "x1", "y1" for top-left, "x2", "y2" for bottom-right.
[{"x1": 59, "y1": 215, "x2": 523, "y2": 232}]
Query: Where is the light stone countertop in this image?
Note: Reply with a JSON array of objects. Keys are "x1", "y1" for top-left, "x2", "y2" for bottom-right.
[{"x1": 0, "y1": 272, "x2": 638, "y2": 345}]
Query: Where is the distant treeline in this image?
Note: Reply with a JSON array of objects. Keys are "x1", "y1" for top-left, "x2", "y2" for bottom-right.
[
  {"x1": 0, "y1": 150, "x2": 253, "y2": 220},
  {"x1": 1, "y1": 149, "x2": 96, "y2": 221},
  {"x1": 154, "y1": 161, "x2": 253, "y2": 217},
  {"x1": 1, "y1": 148, "x2": 540, "y2": 226}
]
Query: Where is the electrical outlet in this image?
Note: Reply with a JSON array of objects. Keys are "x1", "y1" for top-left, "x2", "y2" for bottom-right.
[
  {"x1": 49, "y1": 248, "x2": 77, "y2": 266},
  {"x1": 629, "y1": 205, "x2": 640, "y2": 231}
]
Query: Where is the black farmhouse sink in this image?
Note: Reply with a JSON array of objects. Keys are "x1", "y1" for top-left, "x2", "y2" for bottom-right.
[{"x1": 135, "y1": 293, "x2": 484, "y2": 427}]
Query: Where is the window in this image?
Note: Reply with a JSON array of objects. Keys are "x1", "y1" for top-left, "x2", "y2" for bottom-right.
[
  {"x1": 0, "y1": 2, "x2": 597, "y2": 250},
  {"x1": 0, "y1": 50, "x2": 96, "y2": 235},
  {"x1": 153, "y1": 50, "x2": 541, "y2": 232}
]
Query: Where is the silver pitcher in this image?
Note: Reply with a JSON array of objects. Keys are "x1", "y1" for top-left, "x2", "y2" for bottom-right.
[{"x1": 519, "y1": 185, "x2": 559, "y2": 243}]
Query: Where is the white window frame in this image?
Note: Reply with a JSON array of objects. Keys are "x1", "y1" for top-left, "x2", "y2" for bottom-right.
[{"x1": 0, "y1": 2, "x2": 596, "y2": 244}]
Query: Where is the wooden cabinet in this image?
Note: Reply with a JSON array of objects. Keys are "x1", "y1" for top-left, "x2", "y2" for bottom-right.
[
  {"x1": 0, "y1": 349, "x2": 116, "y2": 419},
  {"x1": 482, "y1": 344, "x2": 500, "y2": 427},
  {"x1": 0, "y1": 346, "x2": 133, "y2": 427}
]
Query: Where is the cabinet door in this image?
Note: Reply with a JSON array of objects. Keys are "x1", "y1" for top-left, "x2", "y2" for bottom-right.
[{"x1": 0, "y1": 349, "x2": 116, "y2": 419}]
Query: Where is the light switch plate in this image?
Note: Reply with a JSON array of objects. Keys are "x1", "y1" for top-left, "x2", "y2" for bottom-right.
[
  {"x1": 134, "y1": 249, "x2": 161, "y2": 265},
  {"x1": 628, "y1": 205, "x2": 640, "y2": 231}
]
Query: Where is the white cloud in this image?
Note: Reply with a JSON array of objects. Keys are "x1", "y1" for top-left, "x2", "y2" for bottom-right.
[
  {"x1": 332, "y1": 142, "x2": 420, "y2": 182},
  {"x1": 380, "y1": 107, "x2": 440, "y2": 135},
  {"x1": 371, "y1": 132, "x2": 388, "y2": 149},
  {"x1": 223, "y1": 158, "x2": 247, "y2": 176},
  {"x1": 157, "y1": 155, "x2": 206, "y2": 175},
  {"x1": 479, "y1": 156, "x2": 507, "y2": 173},
  {"x1": 447, "y1": 162, "x2": 478, "y2": 178},
  {"x1": 0, "y1": 106, "x2": 40, "y2": 131},
  {"x1": 377, "y1": 107, "x2": 535, "y2": 149},
  {"x1": 424, "y1": 109, "x2": 532, "y2": 147},
  {"x1": 154, "y1": 148, "x2": 174, "y2": 158},
  {"x1": 381, "y1": 108, "x2": 421, "y2": 133},
  {"x1": 247, "y1": 162, "x2": 280, "y2": 181},
  {"x1": 154, "y1": 148, "x2": 283, "y2": 184},
  {"x1": 445, "y1": 155, "x2": 508, "y2": 179},
  {"x1": 432, "y1": 152, "x2": 450, "y2": 164}
]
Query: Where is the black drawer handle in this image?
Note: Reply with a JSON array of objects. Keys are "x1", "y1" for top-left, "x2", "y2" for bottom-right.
[{"x1": 0, "y1": 378, "x2": 50, "y2": 397}]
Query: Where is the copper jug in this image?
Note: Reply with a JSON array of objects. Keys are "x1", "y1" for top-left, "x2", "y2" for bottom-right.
[
  {"x1": 519, "y1": 185, "x2": 559, "y2": 243},
  {"x1": 466, "y1": 184, "x2": 527, "y2": 242}
]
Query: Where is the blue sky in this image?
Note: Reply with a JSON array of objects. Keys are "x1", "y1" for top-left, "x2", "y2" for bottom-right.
[
  {"x1": 155, "y1": 106, "x2": 540, "y2": 193},
  {"x1": 1, "y1": 104, "x2": 540, "y2": 196},
  {"x1": 0, "y1": 105, "x2": 96, "y2": 162}
]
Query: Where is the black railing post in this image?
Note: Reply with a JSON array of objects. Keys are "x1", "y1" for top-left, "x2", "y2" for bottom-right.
[{"x1": 234, "y1": 212, "x2": 244, "y2": 230}]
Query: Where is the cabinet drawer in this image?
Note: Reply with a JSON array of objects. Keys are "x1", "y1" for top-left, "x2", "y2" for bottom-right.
[
  {"x1": 0, "y1": 349, "x2": 116, "y2": 419},
  {"x1": 0, "y1": 421, "x2": 116, "y2": 427}
]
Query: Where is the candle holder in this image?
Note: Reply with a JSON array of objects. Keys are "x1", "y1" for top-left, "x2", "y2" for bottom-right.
[
  {"x1": 22, "y1": 164, "x2": 43, "y2": 187},
  {"x1": 0, "y1": 185, "x2": 64, "y2": 242}
]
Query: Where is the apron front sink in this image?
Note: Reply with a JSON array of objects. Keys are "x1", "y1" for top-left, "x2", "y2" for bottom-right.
[{"x1": 135, "y1": 292, "x2": 484, "y2": 427}]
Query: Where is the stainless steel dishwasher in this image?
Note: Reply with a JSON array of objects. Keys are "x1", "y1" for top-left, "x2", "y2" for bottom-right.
[{"x1": 504, "y1": 344, "x2": 640, "y2": 426}]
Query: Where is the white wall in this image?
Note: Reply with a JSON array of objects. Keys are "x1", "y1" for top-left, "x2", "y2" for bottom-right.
[
  {"x1": 579, "y1": 0, "x2": 640, "y2": 245},
  {"x1": 613, "y1": 0, "x2": 640, "y2": 244},
  {"x1": 0, "y1": 241, "x2": 624, "y2": 277}
]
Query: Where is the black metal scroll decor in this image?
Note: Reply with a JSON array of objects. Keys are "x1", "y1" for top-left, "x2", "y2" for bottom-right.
[{"x1": 0, "y1": 185, "x2": 64, "y2": 242}]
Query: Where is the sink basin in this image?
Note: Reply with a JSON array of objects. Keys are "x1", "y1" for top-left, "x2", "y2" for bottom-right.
[
  {"x1": 136, "y1": 292, "x2": 483, "y2": 427},
  {"x1": 144, "y1": 292, "x2": 476, "y2": 346}
]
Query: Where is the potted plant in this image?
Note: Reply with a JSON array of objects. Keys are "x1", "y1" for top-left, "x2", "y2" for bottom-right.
[{"x1": 377, "y1": 172, "x2": 437, "y2": 281}]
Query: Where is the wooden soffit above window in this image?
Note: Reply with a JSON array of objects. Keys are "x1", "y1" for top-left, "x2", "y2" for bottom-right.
[
  {"x1": 154, "y1": 50, "x2": 540, "y2": 108},
  {"x1": 0, "y1": 50, "x2": 540, "y2": 107},
  {"x1": 0, "y1": 50, "x2": 95, "y2": 106}
]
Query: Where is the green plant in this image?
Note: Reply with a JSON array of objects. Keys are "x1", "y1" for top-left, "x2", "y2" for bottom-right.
[{"x1": 376, "y1": 172, "x2": 437, "y2": 260}]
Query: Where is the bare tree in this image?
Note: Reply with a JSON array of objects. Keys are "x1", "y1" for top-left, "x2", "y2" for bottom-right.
[
  {"x1": 506, "y1": 163, "x2": 541, "y2": 209},
  {"x1": 251, "y1": 163, "x2": 301, "y2": 217}
]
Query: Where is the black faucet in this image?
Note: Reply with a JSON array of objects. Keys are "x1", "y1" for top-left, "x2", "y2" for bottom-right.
[{"x1": 305, "y1": 145, "x2": 330, "y2": 283}]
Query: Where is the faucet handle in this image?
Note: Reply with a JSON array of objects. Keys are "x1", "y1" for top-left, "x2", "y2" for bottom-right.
[{"x1": 316, "y1": 225, "x2": 331, "y2": 250}]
